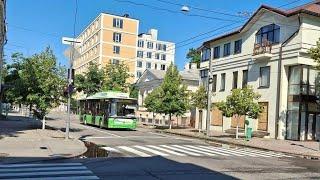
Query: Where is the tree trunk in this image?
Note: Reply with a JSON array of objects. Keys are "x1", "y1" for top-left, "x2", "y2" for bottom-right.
[
  {"x1": 236, "y1": 115, "x2": 239, "y2": 139},
  {"x1": 169, "y1": 113, "x2": 172, "y2": 129},
  {"x1": 29, "y1": 104, "x2": 32, "y2": 117},
  {"x1": 152, "y1": 112, "x2": 155, "y2": 127},
  {"x1": 42, "y1": 116, "x2": 46, "y2": 130},
  {"x1": 198, "y1": 110, "x2": 202, "y2": 133}
]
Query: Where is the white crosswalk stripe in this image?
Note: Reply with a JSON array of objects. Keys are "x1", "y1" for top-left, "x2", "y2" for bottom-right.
[
  {"x1": 0, "y1": 163, "x2": 99, "y2": 179},
  {"x1": 104, "y1": 144, "x2": 293, "y2": 159}
]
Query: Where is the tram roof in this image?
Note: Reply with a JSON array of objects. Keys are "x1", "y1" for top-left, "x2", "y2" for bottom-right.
[{"x1": 81, "y1": 91, "x2": 135, "y2": 100}]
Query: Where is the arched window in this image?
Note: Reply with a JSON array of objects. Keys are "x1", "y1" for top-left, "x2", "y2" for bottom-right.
[{"x1": 256, "y1": 24, "x2": 280, "y2": 45}]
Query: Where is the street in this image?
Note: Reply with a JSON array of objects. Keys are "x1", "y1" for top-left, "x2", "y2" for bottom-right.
[{"x1": 12, "y1": 112, "x2": 317, "y2": 179}]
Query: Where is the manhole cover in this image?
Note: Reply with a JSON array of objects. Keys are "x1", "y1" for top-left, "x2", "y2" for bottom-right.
[{"x1": 0, "y1": 153, "x2": 9, "y2": 157}]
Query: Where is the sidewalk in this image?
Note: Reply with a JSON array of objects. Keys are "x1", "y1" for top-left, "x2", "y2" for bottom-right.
[
  {"x1": 0, "y1": 112, "x2": 87, "y2": 163},
  {"x1": 153, "y1": 128, "x2": 320, "y2": 159}
]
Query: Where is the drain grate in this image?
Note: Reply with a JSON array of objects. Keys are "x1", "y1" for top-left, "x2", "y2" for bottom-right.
[{"x1": 40, "y1": 146, "x2": 48, "y2": 150}]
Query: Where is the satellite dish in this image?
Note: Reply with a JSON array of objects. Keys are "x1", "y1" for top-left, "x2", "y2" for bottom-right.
[{"x1": 181, "y1": 5, "x2": 190, "y2": 12}]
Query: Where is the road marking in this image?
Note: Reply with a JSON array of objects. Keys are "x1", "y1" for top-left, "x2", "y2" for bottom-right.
[
  {"x1": 0, "y1": 170, "x2": 93, "y2": 177},
  {"x1": 85, "y1": 136, "x2": 166, "y2": 139},
  {"x1": 146, "y1": 145, "x2": 186, "y2": 156},
  {"x1": 184, "y1": 145, "x2": 231, "y2": 156},
  {"x1": 71, "y1": 122, "x2": 121, "y2": 137},
  {"x1": 134, "y1": 145, "x2": 169, "y2": 156},
  {"x1": 198, "y1": 146, "x2": 245, "y2": 156},
  {"x1": 241, "y1": 148, "x2": 292, "y2": 157},
  {"x1": 102, "y1": 147, "x2": 121, "y2": 153},
  {"x1": 0, "y1": 166, "x2": 87, "y2": 172},
  {"x1": 159, "y1": 145, "x2": 201, "y2": 156},
  {"x1": 117, "y1": 146, "x2": 151, "y2": 157},
  {"x1": 228, "y1": 148, "x2": 271, "y2": 157},
  {"x1": 172, "y1": 145, "x2": 217, "y2": 156},
  {"x1": 0, "y1": 163, "x2": 82, "y2": 168}
]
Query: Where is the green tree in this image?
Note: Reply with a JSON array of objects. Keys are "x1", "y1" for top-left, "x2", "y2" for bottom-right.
[
  {"x1": 216, "y1": 86, "x2": 262, "y2": 139},
  {"x1": 308, "y1": 38, "x2": 320, "y2": 70},
  {"x1": 74, "y1": 62, "x2": 105, "y2": 95},
  {"x1": 129, "y1": 84, "x2": 139, "y2": 98},
  {"x1": 144, "y1": 87, "x2": 164, "y2": 124},
  {"x1": 4, "y1": 48, "x2": 67, "y2": 119},
  {"x1": 186, "y1": 48, "x2": 201, "y2": 68},
  {"x1": 190, "y1": 85, "x2": 208, "y2": 131},
  {"x1": 103, "y1": 62, "x2": 133, "y2": 92}
]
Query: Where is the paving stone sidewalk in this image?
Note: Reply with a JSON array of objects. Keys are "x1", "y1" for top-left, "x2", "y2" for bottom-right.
[
  {"x1": 0, "y1": 112, "x2": 87, "y2": 163},
  {"x1": 153, "y1": 128, "x2": 320, "y2": 158}
]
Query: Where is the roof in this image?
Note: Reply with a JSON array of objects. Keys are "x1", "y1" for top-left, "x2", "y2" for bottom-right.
[
  {"x1": 138, "y1": 68, "x2": 199, "y2": 83},
  {"x1": 203, "y1": 0, "x2": 320, "y2": 45},
  {"x1": 80, "y1": 91, "x2": 135, "y2": 100}
]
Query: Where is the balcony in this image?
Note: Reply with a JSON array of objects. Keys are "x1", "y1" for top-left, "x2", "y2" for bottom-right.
[{"x1": 253, "y1": 41, "x2": 273, "y2": 60}]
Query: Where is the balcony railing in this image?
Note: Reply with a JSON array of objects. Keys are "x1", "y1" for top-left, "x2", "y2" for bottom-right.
[{"x1": 253, "y1": 41, "x2": 272, "y2": 56}]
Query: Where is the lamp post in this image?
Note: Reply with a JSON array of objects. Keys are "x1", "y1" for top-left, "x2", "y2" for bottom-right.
[{"x1": 62, "y1": 37, "x2": 81, "y2": 139}]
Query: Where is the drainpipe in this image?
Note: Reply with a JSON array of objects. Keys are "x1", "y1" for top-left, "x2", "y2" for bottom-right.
[{"x1": 275, "y1": 14, "x2": 301, "y2": 139}]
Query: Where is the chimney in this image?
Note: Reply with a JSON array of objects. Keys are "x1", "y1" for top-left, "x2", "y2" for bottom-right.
[
  {"x1": 123, "y1": 14, "x2": 130, "y2": 18},
  {"x1": 148, "y1": 29, "x2": 158, "y2": 40}
]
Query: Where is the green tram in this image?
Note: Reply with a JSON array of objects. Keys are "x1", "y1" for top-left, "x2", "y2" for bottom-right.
[{"x1": 78, "y1": 91, "x2": 138, "y2": 129}]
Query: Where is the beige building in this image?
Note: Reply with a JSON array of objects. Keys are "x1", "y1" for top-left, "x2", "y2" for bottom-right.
[
  {"x1": 198, "y1": 1, "x2": 320, "y2": 141},
  {"x1": 73, "y1": 13, "x2": 139, "y2": 83}
]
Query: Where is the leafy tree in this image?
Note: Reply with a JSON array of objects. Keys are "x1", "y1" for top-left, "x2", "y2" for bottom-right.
[
  {"x1": 186, "y1": 48, "x2": 201, "y2": 68},
  {"x1": 103, "y1": 62, "x2": 133, "y2": 92},
  {"x1": 144, "y1": 87, "x2": 163, "y2": 124},
  {"x1": 129, "y1": 83, "x2": 139, "y2": 98},
  {"x1": 190, "y1": 85, "x2": 207, "y2": 110},
  {"x1": 308, "y1": 38, "x2": 320, "y2": 70},
  {"x1": 216, "y1": 86, "x2": 262, "y2": 139},
  {"x1": 74, "y1": 62, "x2": 105, "y2": 95},
  {"x1": 4, "y1": 48, "x2": 67, "y2": 119}
]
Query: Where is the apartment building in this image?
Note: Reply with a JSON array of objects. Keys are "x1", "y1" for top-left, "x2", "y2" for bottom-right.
[
  {"x1": 73, "y1": 13, "x2": 139, "y2": 83},
  {"x1": 136, "y1": 63, "x2": 199, "y2": 127},
  {"x1": 73, "y1": 13, "x2": 175, "y2": 83},
  {"x1": 136, "y1": 29, "x2": 175, "y2": 79},
  {"x1": 199, "y1": 1, "x2": 320, "y2": 141}
]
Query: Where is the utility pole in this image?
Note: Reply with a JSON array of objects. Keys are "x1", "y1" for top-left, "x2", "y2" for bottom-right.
[{"x1": 205, "y1": 46, "x2": 213, "y2": 137}]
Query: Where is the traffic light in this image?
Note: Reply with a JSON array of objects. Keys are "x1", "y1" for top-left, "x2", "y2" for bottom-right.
[{"x1": 67, "y1": 68, "x2": 75, "y2": 82}]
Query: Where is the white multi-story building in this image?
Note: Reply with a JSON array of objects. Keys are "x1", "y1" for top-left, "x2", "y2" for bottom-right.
[
  {"x1": 136, "y1": 29, "x2": 175, "y2": 80},
  {"x1": 198, "y1": 1, "x2": 320, "y2": 141}
]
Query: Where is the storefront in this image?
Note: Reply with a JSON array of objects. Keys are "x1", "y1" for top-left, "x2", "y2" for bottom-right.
[{"x1": 286, "y1": 65, "x2": 320, "y2": 141}]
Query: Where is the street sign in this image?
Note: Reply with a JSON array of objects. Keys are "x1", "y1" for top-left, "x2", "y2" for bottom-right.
[{"x1": 62, "y1": 37, "x2": 81, "y2": 45}]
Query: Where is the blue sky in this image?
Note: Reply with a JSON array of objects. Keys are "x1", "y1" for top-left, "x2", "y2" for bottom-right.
[{"x1": 5, "y1": 0, "x2": 312, "y2": 69}]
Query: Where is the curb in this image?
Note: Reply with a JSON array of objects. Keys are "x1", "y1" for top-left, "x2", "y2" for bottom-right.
[{"x1": 154, "y1": 129, "x2": 320, "y2": 160}]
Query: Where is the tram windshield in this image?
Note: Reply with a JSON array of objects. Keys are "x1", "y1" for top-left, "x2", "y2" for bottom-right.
[{"x1": 110, "y1": 99, "x2": 137, "y2": 117}]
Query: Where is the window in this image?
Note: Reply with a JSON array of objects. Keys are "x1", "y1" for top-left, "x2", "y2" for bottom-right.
[
  {"x1": 163, "y1": 44, "x2": 167, "y2": 51},
  {"x1": 234, "y1": 39, "x2": 242, "y2": 54},
  {"x1": 223, "y1": 43, "x2": 231, "y2": 56},
  {"x1": 112, "y1": 59, "x2": 120, "y2": 64},
  {"x1": 213, "y1": 46, "x2": 220, "y2": 59},
  {"x1": 137, "y1": 71, "x2": 142, "y2": 78},
  {"x1": 155, "y1": 53, "x2": 160, "y2": 60},
  {"x1": 212, "y1": 75, "x2": 217, "y2": 92},
  {"x1": 242, "y1": 70, "x2": 248, "y2": 88},
  {"x1": 137, "y1": 61, "x2": 143, "y2": 68},
  {"x1": 138, "y1": 40, "x2": 144, "y2": 47},
  {"x1": 200, "y1": 69, "x2": 208, "y2": 78},
  {"x1": 233, "y1": 71, "x2": 238, "y2": 89},
  {"x1": 137, "y1": 51, "x2": 143, "y2": 58},
  {"x1": 156, "y1": 44, "x2": 167, "y2": 51},
  {"x1": 161, "y1": 64, "x2": 166, "y2": 70},
  {"x1": 147, "y1": 52, "x2": 152, "y2": 58},
  {"x1": 201, "y1": 48, "x2": 211, "y2": 62},
  {"x1": 113, "y1": 32, "x2": 122, "y2": 43},
  {"x1": 154, "y1": 64, "x2": 158, "y2": 70},
  {"x1": 146, "y1": 62, "x2": 151, "y2": 69},
  {"x1": 260, "y1": 66, "x2": 270, "y2": 88},
  {"x1": 113, "y1": 18, "x2": 123, "y2": 28},
  {"x1": 113, "y1": 46, "x2": 120, "y2": 54},
  {"x1": 220, "y1": 73, "x2": 226, "y2": 91},
  {"x1": 161, "y1": 54, "x2": 166, "y2": 60},
  {"x1": 147, "y1": 42, "x2": 153, "y2": 49},
  {"x1": 256, "y1": 24, "x2": 280, "y2": 45}
]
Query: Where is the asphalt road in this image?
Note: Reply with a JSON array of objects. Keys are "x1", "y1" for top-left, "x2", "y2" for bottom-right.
[{"x1": 9, "y1": 112, "x2": 318, "y2": 180}]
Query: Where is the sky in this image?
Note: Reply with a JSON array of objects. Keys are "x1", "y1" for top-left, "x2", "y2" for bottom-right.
[{"x1": 5, "y1": 0, "x2": 313, "y2": 69}]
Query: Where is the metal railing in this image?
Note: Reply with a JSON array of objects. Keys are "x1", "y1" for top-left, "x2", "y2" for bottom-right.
[{"x1": 253, "y1": 41, "x2": 272, "y2": 56}]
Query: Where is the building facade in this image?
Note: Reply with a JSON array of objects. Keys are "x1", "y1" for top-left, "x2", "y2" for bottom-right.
[
  {"x1": 136, "y1": 29, "x2": 175, "y2": 79},
  {"x1": 73, "y1": 13, "x2": 139, "y2": 83},
  {"x1": 199, "y1": 1, "x2": 320, "y2": 141},
  {"x1": 136, "y1": 64, "x2": 199, "y2": 127},
  {"x1": 73, "y1": 13, "x2": 175, "y2": 83}
]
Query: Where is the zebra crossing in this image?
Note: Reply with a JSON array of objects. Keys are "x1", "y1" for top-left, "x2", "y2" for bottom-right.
[
  {"x1": 0, "y1": 163, "x2": 99, "y2": 180},
  {"x1": 103, "y1": 144, "x2": 293, "y2": 158}
]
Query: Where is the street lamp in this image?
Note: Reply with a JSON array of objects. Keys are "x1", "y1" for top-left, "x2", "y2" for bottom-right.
[
  {"x1": 62, "y1": 37, "x2": 81, "y2": 140},
  {"x1": 181, "y1": 5, "x2": 190, "y2": 12}
]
